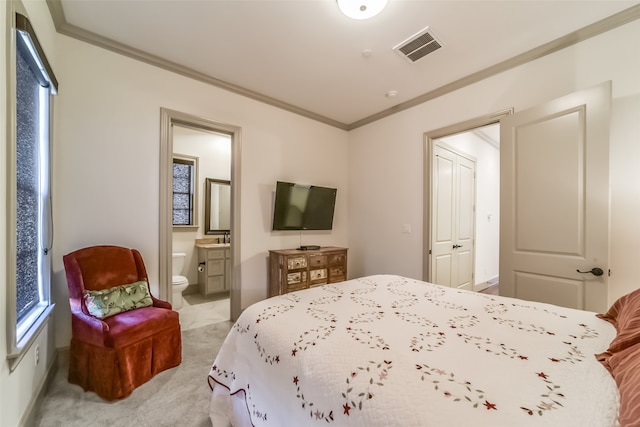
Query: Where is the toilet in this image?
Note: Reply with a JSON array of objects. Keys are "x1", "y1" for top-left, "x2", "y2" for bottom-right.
[{"x1": 172, "y1": 252, "x2": 189, "y2": 310}]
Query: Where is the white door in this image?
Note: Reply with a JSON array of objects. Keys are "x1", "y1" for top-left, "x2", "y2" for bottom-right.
[
  {"x1": 431, "y1": 143, "x2": 476, "y2": 290},
  {"x1": 500, "y1": 82, "x2": 611, "y2": 312}
]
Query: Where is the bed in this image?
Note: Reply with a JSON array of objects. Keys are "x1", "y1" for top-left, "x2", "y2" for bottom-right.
[{"x1": 208, "y1": 274, "x2": 640, "y2": 426}]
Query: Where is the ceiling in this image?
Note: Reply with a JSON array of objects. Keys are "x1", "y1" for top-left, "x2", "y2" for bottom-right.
[{"x1": 48, "y1": 0, "x2": 640, "y2": 130}]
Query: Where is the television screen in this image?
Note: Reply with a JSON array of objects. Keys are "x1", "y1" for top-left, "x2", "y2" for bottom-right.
[{"x1": 272, "y1": 181, "x2": 337, "y2": 230}]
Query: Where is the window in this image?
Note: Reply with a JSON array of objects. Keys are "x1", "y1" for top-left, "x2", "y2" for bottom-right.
[
  {"x1": 172, "y1": 154, "x2": 199, "y2": 227},
  {"x1": 7, "y1": 13, "x2": 57, "y2": 368}
]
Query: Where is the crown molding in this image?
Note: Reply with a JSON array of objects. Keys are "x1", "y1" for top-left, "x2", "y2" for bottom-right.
[
  {"x1": 349, "y1": 3, "x2": 640, "y2": 130},
  {"x1": 46, "y1": 1, "x2": 640, "y2": 131},
  {"x1": 45, "y1": 0, "x2": 349, "y2": 131}
]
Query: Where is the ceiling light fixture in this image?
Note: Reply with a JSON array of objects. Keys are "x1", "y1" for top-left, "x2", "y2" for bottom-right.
[{"x1": 337, "y1": 0, "x2": 388, "y2": 20}]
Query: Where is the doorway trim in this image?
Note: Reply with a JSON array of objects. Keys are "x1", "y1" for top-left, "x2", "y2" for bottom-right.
[
  {"x1": 160, "y1": 108, "x2": 242, "y2": 321},
  {"x1": 423, "y1": 109, "x2": 512, "y2": 283}
]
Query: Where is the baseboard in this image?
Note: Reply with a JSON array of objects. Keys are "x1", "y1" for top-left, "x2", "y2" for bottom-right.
[
  {"x1": 18, "y1": 348, "x2": 66, "y2": 427},
  {"x1": 475, "y1": 276, "x2": 499, "y2": 292}
]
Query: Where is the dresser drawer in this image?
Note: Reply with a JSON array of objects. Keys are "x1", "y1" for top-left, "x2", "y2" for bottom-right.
[
  {"x1": 287, "y1": 271, "x2": 307, "y2": 285},
  {"x1": 308, "y1": 255, "x2": 327, "y2": 268},
  {"x1": 287, "y1": 256, "x2": 307, "y2": 270},
  {"x1": 309, "y1": 268, "x2": 327, "y2": 281},
  {"x1": 328, "y1": 253, "x2": 345, "y2": 266},
  {"x1": 329, "y1": 266, "x2": 345, "y2": 278}
]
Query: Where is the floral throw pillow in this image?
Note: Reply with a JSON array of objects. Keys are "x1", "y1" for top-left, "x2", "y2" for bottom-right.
[{"x1": 84, "y1": 280, "x2": 153, "y2": 319}]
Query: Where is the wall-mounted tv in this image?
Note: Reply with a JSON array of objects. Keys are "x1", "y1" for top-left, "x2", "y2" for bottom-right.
[{"x1": 272, "y1": 181, "x2": 337, "y2": 231}]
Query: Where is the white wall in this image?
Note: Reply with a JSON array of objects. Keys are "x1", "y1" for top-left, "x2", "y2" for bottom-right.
[
  {"x1": 348, "y1": 19, "x2": 640, "y2": 306},
  {"x1": 51, "y1": 24, "x2": 350, "y2": 349},
  {"x1": 172, "y1": 126, "x2": 231, "y2": 286},
  {"x1": 1, "y1": 2, "x2": 59, "y2": 426}
]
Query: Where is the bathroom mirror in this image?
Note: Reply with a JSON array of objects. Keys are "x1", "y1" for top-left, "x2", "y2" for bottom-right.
[{"x1": 204, "y1": 178, "x2": 231, "y2": 235}]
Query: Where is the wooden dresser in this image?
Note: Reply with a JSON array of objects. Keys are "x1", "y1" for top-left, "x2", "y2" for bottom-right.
[{"x1": 268, "y1": 247, "x2": 348, "y2": 296}]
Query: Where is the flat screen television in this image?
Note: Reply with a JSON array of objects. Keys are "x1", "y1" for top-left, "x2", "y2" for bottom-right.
[{"x1": 272, "y1": 181, "x2": 337, "y2": 231}]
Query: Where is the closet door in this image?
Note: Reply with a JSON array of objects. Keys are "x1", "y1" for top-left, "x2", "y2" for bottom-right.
[{"x1": 431, "y1": 143, "x2": 476, "y2": 290}]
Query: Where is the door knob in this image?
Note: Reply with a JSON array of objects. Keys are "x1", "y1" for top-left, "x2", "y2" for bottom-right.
[
  {"x1": 576, "y1": 267, "x2": 604, "y2": 277},
  {"x1": 452, "y1": 244, "x2": 463, "y2": 249}
]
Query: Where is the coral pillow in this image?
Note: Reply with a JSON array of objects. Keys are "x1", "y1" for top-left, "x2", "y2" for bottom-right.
[
  {"x1": 84, "y1": 280, "x2": 153, "y2": 319},
  {"x1": 597, "y1": 287, "x2": 640, "y2": 353},
  {"x1": 599, "y1": 343, "x2": 640, "y2": 427}
]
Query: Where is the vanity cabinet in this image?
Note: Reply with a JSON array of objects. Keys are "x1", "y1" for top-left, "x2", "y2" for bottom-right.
[
  {"x1": 198, "y1": 246, "x2": 230, "y2": 295},
  {"x1": 268, "y1": 247, "x2": 348, "y2": 297}
]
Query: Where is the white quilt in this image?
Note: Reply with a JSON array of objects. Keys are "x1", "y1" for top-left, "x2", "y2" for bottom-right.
[{"x1": 208, "y1": 275, "x2": 619, "y2": 426}]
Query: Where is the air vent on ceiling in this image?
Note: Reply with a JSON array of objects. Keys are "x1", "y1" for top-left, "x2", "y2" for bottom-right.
[{"x1": 393, "y1": 27, "x2": 442, "y2": 63}]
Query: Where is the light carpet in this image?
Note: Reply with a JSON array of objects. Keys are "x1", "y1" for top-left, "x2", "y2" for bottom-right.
[{"x1": 34, "y1": 320, "x2": 233, "y2": 427}]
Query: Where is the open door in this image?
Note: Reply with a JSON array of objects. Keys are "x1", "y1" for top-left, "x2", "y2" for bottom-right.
[{"x1": 500, "y1": 82, "x2": 611, "y2": 312}]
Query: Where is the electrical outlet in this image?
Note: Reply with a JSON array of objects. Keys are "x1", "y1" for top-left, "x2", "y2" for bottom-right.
[{"x1": 35, "y1": 345, "x2": 40, "y2": 366}]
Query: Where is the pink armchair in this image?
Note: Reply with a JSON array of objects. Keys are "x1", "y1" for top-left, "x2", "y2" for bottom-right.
[{"x1": 63, "y1": 245, "x2": 182, "y2": 400}]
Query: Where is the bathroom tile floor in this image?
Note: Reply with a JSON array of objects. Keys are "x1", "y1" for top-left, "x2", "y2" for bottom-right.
[{"x1": 178, "y1": 292, "x2": 230, "y2": 331}]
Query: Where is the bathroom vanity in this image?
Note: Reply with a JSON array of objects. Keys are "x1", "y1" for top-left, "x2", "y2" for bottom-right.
[{"x1": 196, "y1": 241, "x2": 230, "y2": 296}]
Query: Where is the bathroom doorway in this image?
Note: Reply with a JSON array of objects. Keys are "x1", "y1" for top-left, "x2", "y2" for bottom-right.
[{"x1": 159, "y1": 108, "x2": 242, "y2": 323}]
